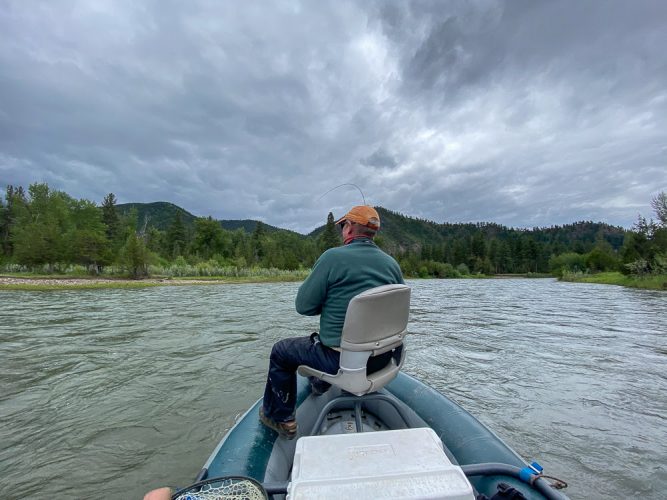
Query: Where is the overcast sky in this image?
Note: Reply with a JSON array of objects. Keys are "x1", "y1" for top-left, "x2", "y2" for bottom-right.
[{"x1": 1, "y1": 1, "x2": 666, "y2": 233}]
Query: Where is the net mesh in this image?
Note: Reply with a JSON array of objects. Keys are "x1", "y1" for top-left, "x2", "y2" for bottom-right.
[{"x1": 174, "y1": 477, "x2": 267, "y2": 500}]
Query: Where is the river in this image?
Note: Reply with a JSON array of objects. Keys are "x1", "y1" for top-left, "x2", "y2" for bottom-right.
[{"x1": 1, "y1": 279, "x2": 665, "y2": 499}]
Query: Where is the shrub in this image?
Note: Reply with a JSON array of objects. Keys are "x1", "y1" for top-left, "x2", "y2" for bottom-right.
[
  {"x1": 428, "y1": 261, "x2": 460, "y2": 278},
  {"x1": 585, "y1": 248, "x2": 619, "y2": 272},
  {"x1": 549, "y1": 252, "x2": 587, "y2": 277},
  {"x1": 456, "y1": 263, "x2": 470, "y2": 275}
]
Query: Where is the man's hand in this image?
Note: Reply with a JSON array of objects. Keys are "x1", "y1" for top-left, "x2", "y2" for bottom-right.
[{"x1": 143, "y1": 487, "x2": 172, "y2": 500}]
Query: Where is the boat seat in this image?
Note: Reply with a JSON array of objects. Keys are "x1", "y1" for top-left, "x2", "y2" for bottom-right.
[{"x1": 298, "y1": 284, "x2": 411, "y2": 397}]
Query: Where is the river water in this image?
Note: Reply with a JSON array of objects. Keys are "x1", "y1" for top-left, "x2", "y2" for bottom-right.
[{"x1": 1, "y1": 279, "x2": 665, "y2": 499}]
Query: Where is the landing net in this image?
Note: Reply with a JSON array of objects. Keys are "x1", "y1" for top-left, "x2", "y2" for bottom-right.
[{"x1": 173, "y1": 476, "x2": 267, "y2": 500}]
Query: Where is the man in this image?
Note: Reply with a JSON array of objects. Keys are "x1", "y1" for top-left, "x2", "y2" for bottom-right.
[{"x1": 259, "y1": 205, "x2": 404, "y2": 439}]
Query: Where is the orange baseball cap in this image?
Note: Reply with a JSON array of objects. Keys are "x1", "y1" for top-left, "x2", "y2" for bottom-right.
[{"x1": 335, "y1": 205, "x2": 380, "y2": 230}]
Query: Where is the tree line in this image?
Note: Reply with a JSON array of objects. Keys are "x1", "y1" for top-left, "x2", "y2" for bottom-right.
[
  {"x1": 0, "y1": 184, "x2": 331, "y2": 277},
  {"x1": 1, "y1": 183, "x2": 665, "y2": 279},
  {"x1": 382, "y1": 194, "x2": 666, "y2": 278}
]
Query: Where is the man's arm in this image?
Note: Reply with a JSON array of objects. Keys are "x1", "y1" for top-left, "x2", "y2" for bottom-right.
[{"x1": 295, "y1": 253, "x2": 331, "y2": 316}]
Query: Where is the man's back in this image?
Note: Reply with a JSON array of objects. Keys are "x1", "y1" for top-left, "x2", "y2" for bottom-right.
[{"x1": 296, "y1": 237, "x2": 404, "y2": 347}]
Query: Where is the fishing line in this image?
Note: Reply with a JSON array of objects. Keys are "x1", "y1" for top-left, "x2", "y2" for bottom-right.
[{"x1": 317, "y1": 183, "x2": 367, "y2": 205}]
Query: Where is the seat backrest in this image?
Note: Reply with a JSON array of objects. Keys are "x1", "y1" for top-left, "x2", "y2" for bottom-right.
[
  {"x1": 340, "y1": 284, "x2": 411, "y2": 354},
  {"x1": 298, "y1": 283, "x2": 411, "y2": 396}
]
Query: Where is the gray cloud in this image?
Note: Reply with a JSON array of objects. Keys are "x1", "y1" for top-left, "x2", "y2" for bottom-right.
[
  {"x1": 361, "y1": 148, "x2": 399, "y2": 169},
  {"x1": 1, "y1": 0, "x2": 666, "y2": 233}
]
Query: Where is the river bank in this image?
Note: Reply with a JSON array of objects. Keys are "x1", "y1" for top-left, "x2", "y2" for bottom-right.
[
  {"x1": 0, "y1": 273, "x2": 552, "y2": 291},
  {"x1": 0, "y1": 274, "x2": 305, "y2": 290},
  {"x1": 6, "y1": 272, "x2": 663, "y2": 292},
  {"x1": 560, "y1": 271, "x2": 667, "y2": 290}
]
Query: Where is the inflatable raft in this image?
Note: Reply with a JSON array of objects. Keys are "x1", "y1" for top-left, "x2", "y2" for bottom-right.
[
  {"x1": 172, "y1": 372, "x2": 569, "y2": 499},
  {"x1": 172, "y1": 285, "x2": 568, "y2": 499}
]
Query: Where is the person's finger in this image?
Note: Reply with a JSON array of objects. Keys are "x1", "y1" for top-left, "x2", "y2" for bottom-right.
[{"x1": 143, "y1": 486, "x2": 172, "y2": 500}]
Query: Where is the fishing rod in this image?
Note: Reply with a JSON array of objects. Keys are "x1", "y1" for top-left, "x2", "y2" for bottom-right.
[{"x1": 317, "y1": 183, "x2": 367, "y2": 206}]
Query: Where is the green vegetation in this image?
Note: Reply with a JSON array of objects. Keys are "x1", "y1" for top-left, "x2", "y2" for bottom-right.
[
  {"x1": 361, "y1": 208, "x2": 629, "y2": 278},
  {"x1": 561, "y1": 271, "x2": 667, "y2": 291},
  {"x1": 0, "y1": 183, "x2": 322, "y2": 281},
  {"x1": 147, "y1": 262, "x2": 309, "y2": 280},
  {"x1": 1, "y1": 183, "x2": 665, "y2": 290},
  {"x1": 319, "y1": 212, "x2": 340, "y2": 253},
  {"x1": 555, "y1": 192, "x2": 667, "y2": 289}
]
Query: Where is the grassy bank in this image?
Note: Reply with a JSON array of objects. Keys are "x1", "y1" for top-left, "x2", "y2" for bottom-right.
[
  {"x1": 560, "y1": 271, "x2": 667, "y2": 290},
  {"x1": 0, "y1": 272, "x2": 309, "y2": 291},
  {"x1": 490, "y1": 273, "x2": 553, "y2": 279},
  {"x1": 1, "y1": 270, "x2": 557, "y2": 291},
  {"x1": 0, "y1": 280, "x2": 164, "y2": 291}
]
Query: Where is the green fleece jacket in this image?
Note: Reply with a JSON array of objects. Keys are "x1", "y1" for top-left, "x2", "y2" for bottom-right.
[{"x1": 295, "y1": 237, "x2": 404, "y2": 347}]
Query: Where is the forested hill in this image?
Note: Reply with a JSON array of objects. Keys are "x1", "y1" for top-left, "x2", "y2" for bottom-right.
[
  {"x1": 117, "y1": 202, "x2": 196, "y2": 230},
  {"x1": 307, "y1": 206, "x2": 630, "y2": 275},
  {"x1": 121, "y1": 201, "x2": 626, "y2": 256},
  {"x1": 6, "y1": 183, "x2": 653, "y2": 278},
  {"x1": 117, "y1": 202, "x2": 289, "y2": 234},
  {"x1": 311, "y1": 206, "x2": 625, "y2": 252},
  {"x1": 120, "y1": 202, "x2": 625, "y2": 252},
  {"x1": 375, "y1": 206, "x2": 626, "y2": 251},
  {"x1": 117, "y1": 200, "x2": 629, "y2": 274}
]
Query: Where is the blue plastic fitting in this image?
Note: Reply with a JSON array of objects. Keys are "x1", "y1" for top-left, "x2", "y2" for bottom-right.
[
  {"x1": 519, "y1": 467, "x2": 534, "y2": 483},
  {"x1": 519, "y1": 461, "x2": 543, "y2": 483}
]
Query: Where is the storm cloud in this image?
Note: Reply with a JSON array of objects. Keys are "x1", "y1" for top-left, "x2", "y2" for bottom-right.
[{"x1": 1, "y1": 0, "x2": 665, "y2": 232}]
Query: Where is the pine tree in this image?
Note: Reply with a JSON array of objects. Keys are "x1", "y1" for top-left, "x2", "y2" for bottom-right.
[
  {"x1": 121, "y1": 233, "x2": 149, "y2": 278},
  {"x1": 68, "y1": 199, "x2": 108, "y2": 272},
  {"x1": 251, "y1": 221, "x2": 266, "y2": 262},
  {"x1": 0, "y1": 195, "x2": 6, "y2": 259},
  {"x1": 452, "y1": 239, "x2": 468, "y2": 266},
  {"x1": 165, "y1": 212, "x2": 187, "y2": 258},
  {"x1": 101, "y1": 193, "x2": 120, "y2": 241},
  {"x1": 495, "y1": 241, "x2": 512, "y2": 273},
  {"x1": 651, "y1": 191, "x2": 667, "y2": 227},
  {"x1": 231, "y1": 228, "x2": 252, "y2": 266},
  {"x1": 192, "y1": 217, "x2": 228, "y2": 260},
  {"x1": 319, "y1": 212, "x2": 340, "y2": 252},
  {"x1": 1, "y1": 185, "x2": 27, "y2": 257},
  {"x1": 471, "y1": 232, "x2": 487, "y2": 259}
]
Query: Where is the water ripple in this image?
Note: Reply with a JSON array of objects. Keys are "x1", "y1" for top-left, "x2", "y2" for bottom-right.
[{"x1": 1, "y1": 280, "x2": 666, "y2": 499}]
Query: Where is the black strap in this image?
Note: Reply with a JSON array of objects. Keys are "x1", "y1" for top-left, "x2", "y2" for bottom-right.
[{"x1": 476, "y1": 482, "x2": 527, "y2": 500}]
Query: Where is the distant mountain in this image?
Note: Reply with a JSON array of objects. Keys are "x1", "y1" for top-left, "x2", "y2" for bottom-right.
[
  {"x1": 218, "y1": 219, "x2": 302, "y2": 236},
  {"x1": 310, "y1": 206, "x2": 626, "y2": 252},
  {"x1": 117, "y1": 202, "x2": 196, "y2": 230},
  {"x1": 379, "y1": 207, "x2": 627, "y2": 251},
  {"x1": 308, "y1": 207, "x2": 444, "y2": 248},
  {"x1": 118, "y1": 202, "x2": 627, "y2": 254},
  {"x1": 374, "y1": 207, "x2": 448, "y2": 251},
  {"x1": 117, "y1": 202, "x2": 298, "y2": 235}
]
